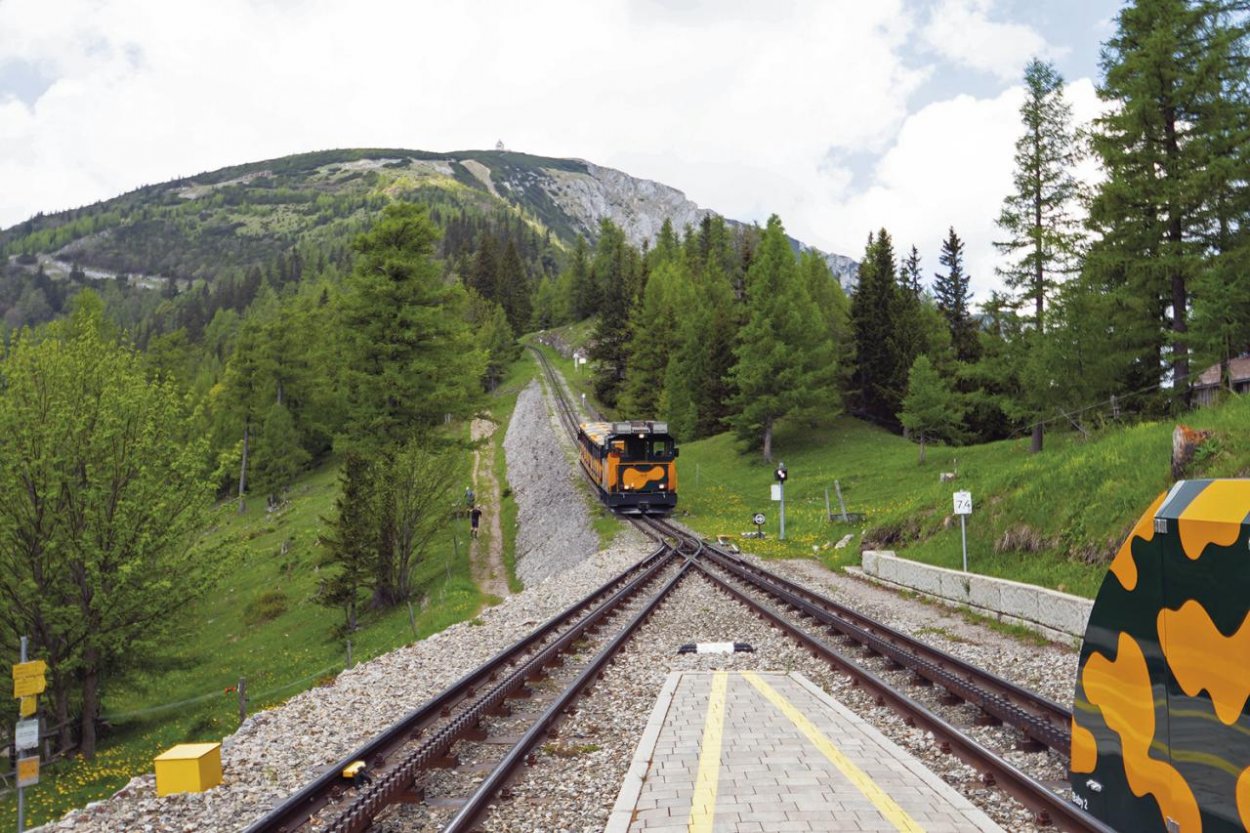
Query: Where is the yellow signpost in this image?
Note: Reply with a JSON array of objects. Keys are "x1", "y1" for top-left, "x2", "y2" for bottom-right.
[
  {"x1": 16, "y1": 756, "x2": 39, "y2": 787},
  {"x1": 13, "y1": 660, "x2": 47, "y2": 698},
  {"x1": 14, "y1": 640, "x2": 44, "y2": 831}
]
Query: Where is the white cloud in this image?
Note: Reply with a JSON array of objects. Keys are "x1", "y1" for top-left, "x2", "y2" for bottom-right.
[
  {"x1": 0, "y1": 0, "x2": 925, "y2": 232},
  {"x1": 921, "y1": 0, "x2": 1059, "y2": 81},
  {"x1": 812, "y1": 75, "x2": 1102, "y2": 302}
]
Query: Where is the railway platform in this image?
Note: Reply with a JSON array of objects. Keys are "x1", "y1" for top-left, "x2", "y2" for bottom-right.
[{"x1": 606, "y1": 670, "x2": 1004, "y2": 833}]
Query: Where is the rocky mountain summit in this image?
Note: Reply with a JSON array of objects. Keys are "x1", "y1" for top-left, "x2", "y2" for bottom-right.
[{"x1": 2, "y1": 148, "x2": 857, "y2": 289}]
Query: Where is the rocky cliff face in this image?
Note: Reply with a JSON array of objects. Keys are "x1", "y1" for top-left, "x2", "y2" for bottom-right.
[{"x1": 536, "y1": 161, "x2": 715, "y2": 249}]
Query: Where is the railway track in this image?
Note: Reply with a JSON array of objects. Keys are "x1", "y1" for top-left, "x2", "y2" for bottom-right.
[
  {"x1": 243, "y1": 545, "x2": 685, "y2": 833},
  {"x1": 531, "y1": 344, "x2": 1110, "y2": 833},
  {"x1": 244, "y1": 346, "x2": 1111, "y2": 833}
]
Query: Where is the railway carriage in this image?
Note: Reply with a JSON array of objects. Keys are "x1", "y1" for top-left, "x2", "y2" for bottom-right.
[
  {"x1": 1072, "y1": 478, "x2": 1250, "y2": 833},
  {"x1": 577, "y1": 420, "x2": 678, "y2": 515}
]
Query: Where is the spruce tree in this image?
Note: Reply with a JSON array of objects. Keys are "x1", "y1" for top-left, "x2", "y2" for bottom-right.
[
  {"x1": 665, "y1": 254, "x2": 739, "y2": 439},
  {"x1": 497, "y1": 238, "x2": 531, "y2": 334},
  {"x1": 995, "y1": 58, "x2": 1084, "y2": 452},
  {"x1": 850, "y1": 230, "x2": 906, "y2": 425},
  {"x1": 619, "y1": 259, "x2": 685, "y2": 417},
  {"x1": 467, "y1": 232, "x2": 498, "y2": 301},
  {"x1": 729, "y1": 215, "x2": 839, "y2": 459},
  {"x1": 899, "y1": 355, "x2": 964, "y2": 463},
  {"x1": 588, "y1": 221, "x2": 643, "y2": 406},
  {"x1": 568, "y1": 238, "x2": 596, "y2": 320},
  {"x1": 901, "y1": 246, "x2": 924, "y2": 296},
  {"x1": 933, "y1": 227, "x2": 980, "y2": 363}
]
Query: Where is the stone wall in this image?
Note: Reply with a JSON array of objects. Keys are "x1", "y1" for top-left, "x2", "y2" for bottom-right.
[{"x1": 857, "y1": 550, "x2": 1093, "y2": 646}]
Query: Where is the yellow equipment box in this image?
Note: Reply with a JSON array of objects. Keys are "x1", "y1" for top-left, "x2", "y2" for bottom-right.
[{"x1": 154, "y1": 743, "x2": 222, "y2": 796}]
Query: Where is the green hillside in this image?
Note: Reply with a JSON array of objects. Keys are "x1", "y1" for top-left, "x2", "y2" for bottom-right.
[
  {"x1": 0, "y1": 354, "x2": 536, "y2": 830},
  {"x1": 676, "y1": 392, "x2": 1250, "y2": 598},
  {"x1": 0, "y1": 149, "x2": 588, "y2": 281}
]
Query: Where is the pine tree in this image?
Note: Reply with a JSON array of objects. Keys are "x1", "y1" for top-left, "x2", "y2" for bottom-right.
[
  {"x1": 933, "y1": 227, "x2": 980, "y2": 363},
  {"x1": 467, "y1": 232, "x2": 498, "y2": 301},
  {"x1": 497, "y1": 238, "x2": 531, "y2": 334},
  {"x1": 318, "y1": 454, "x2": 375, "y2": 633},
  {"x1": 901, "y1": 246, "x2": 924, "y2": 296},
  {"x1": 850, "y1": 230, "x2": 907, "y2": 425},
  {"x1": 620, "y1": 259, "x2": 687, "y2": 417},
  {"x1": 568, "y1": 238, "x2": 596, "y2": 320},
  {"x1": 251, "y1": 401, "x2": 310, "y2": 507},
  {"x1": 589, "y1": 220, "x2": 643, "y2": 406},
  {"x1": 338, "y1": 203, "x2": 483, "y2": 453},
  {"x1": 1088, "y1": 0, "x2": 1250, "y2": 404},
  {"x1": 728, "y1": 215, "x2": 838, "y2": 459},
  {"x1": 996, "y1": 58, "x2": 1084, "y2": 451},
  {"x1": 899, "y1": 355, "x2": 964, "y2": 463}
]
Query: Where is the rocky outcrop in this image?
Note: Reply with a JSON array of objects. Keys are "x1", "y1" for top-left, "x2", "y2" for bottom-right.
[{"x1": 540, "y1": 162, "x2": 715, "y2": 250}]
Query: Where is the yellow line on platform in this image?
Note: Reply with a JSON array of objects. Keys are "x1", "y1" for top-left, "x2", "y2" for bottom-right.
[
  {"x1": 687, "y1": 671, "x2": 728, "y2": 833},
  {"x1": 743, "y1": 672, "x2": 926, "y2": 833}
]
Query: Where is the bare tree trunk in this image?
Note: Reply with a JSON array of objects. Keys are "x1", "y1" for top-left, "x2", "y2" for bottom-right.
[
  {"x1": 53, "y1": 667, "x2": 73, "y2": 754},
  {"x1": 79, "y1": 648, "x2": 100, "y2": 760},
  {"x1": 237, "y1": 418, "x2": 250, "y2": 514},
  {"x1": 1031, "y1": 423, "x2": 1043, "y2": 454},
  {"x1": 918, "y1": 434, "x2": 926, "y2": 464},
  {"x1": 762, "y1": 419, "x2": 773, "y2": 462}
]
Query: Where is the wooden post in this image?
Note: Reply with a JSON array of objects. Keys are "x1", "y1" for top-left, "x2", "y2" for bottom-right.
[
  {"x1": 834, "y1": 480, "x2": 849, "y2": 522},
  {"x1": 237, "y1": 678, "x2": 247, "y2": 724},
  {"x1": 824, "y1": 487, "x2": 832, "y2": 522},
  {"x1": 407, "y1": 601, "x2": 418, "y2": 640},
  {"x1": 346, "y1": 640, "x2": 353, "y2": 669}
]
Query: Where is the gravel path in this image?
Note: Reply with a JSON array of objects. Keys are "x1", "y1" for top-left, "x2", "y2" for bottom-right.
[
  {"x1": 470, "y1": 416, "x2": 509, "y2": 600},
  {"x1": 502, "y1": 379, "x2": 598, "y2": 586}
]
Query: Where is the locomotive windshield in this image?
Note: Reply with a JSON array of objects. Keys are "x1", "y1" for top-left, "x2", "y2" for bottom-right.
[{"x1": 618, "y1": 436, "x2": 676, "y2": 461}]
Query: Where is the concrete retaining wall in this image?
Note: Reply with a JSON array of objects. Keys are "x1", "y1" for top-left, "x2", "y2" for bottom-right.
[{"x1": 858, "y1": 550, "x2": 1093, "y2": 646}]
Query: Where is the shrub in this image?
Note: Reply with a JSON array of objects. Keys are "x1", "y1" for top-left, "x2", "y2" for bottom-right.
[{"x1": 243, "y1": 589, "x2": 288, "y2": 625}]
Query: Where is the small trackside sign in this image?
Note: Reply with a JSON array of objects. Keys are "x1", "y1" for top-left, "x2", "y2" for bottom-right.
[
  {"x1": 953, "y1": 491, "x2": 972, "y2": 515},
  {"x1": 14, "y1": 718, "x2": 38, "y2": 751}
]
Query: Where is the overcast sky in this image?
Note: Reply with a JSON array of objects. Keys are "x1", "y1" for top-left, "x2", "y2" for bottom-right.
[{"x1": 0, "y1": 0, "x2": 1120, "y2": 300}]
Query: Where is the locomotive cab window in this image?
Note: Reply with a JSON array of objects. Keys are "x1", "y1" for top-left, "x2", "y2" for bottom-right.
[
  {"x1": 617, "y1": 436, "x2": 675, "y2": 461},
  {"x1": 647, "y1": 439, "x2": 676, "y2": 460}
]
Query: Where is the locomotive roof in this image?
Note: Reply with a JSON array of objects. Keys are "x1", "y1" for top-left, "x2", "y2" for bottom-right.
[{"x1": 579, "y1": 420, "x2": 673, "y2": 445}]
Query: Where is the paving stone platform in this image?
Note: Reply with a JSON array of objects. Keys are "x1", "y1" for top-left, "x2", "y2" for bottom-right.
[{"x1": 605, "y1": 671, "x2": 1004, "y2": 833}]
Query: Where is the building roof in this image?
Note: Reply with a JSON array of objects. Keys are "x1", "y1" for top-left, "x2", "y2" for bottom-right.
[{"x1": 1195, "y1": 355, "x2": 1250, "y2": 388}]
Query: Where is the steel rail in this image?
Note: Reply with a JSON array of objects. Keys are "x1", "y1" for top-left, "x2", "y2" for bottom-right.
[
  {"x1": 645, "y1": 515, "x2": 1070, "y2": 748},
  {"x1": 697, "y1": 544, "x2": 1071, "y2": 753},
  {"x1": 320, "y1": 550, "x2": 678, "y2": 833},
  {"x1": 441, "y1": 559, "x2": 694, "y2": 832},
  {"x1": 694, "y1": 563, "x2": 1114, "y2": 833},
  {"x1": 241, "y1": 545, "x2": 670, "y2": 833}
]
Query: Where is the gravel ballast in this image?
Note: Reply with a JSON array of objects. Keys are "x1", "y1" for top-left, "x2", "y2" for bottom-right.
[{"x1": 502, "y1": 379, "x2": 598, "y2": 586}]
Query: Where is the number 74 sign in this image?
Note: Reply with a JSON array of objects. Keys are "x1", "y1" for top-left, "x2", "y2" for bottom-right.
[{"x1": 953, "y1": 491, "x2": 972, "y2": 516}]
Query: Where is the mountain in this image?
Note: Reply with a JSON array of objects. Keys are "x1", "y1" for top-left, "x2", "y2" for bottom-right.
[{"x1": 0, "y1": 148, "x2": 858, "y2": 294}]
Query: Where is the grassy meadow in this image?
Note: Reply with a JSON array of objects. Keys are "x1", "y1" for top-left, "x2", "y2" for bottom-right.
[{"x1": 675, "y1": 393, "x2": 1250, "y2": 598}]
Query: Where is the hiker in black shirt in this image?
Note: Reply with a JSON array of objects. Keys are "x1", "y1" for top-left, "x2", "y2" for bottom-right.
[{"x1": 470, "y1": 505, "x2": 483, "y2": 538}]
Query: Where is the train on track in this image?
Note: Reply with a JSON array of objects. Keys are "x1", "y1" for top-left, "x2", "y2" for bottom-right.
[
  {"x1": 1072, "y1": 478, "x2": 1250, "y2": 833},
  {"x1": 576, "y1": 420, "x2": 678, "y2": 515}
]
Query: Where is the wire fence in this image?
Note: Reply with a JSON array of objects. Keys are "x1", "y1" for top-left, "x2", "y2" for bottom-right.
[{"x1": 99, "y1": 662, "x2": 345, "y2": 723}]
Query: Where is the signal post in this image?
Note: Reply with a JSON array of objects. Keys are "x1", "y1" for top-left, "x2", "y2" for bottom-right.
[{"x1": 774, "y1": 462, "x2": 788, "y2": 541}]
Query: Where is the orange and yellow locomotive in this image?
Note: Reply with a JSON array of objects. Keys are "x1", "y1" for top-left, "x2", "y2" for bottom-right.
[{"x1": 576, "y1": 420, "x2": 678, "y2": 515}]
